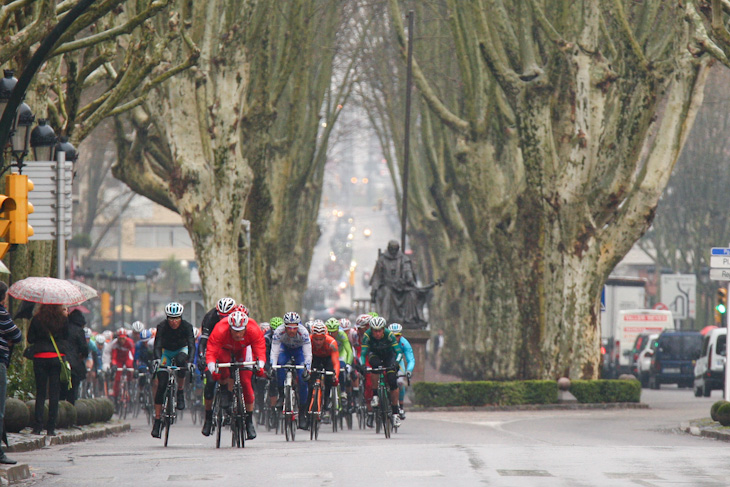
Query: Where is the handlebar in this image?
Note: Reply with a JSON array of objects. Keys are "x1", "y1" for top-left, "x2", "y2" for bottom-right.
[
  {"x1": 271, "y1": 364, "x2": 306, "y2": 370},
  {"x1": 216, "y1": 361, "x2": 257, "y2": 372},
  {"x1": 366, "y1": 366, "x2": 390, "y2": 373}
]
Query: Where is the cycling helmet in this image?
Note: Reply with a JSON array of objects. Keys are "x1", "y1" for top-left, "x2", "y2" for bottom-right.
[
  {"x1": 140, "y1": 329, "x2": 152, "y2": 340},
  {"x1": 355, "y1": 314, "x2": 371, "y2": 328},
  {"x1": 369, "y1": 316, "x2": 386, "y2": 330},
  {"x1": 339, "y1": 318, "x2": 352, "y2": 331},
  {"x1": 235, "y1": 304, "x2": 249, "y2": 315},
  {"x1": 325, "y1": 318, "x2": 340, "y2": 333},
  {"x1": 131, "y1": 321, "x2": 145, "y2": 333},
  {"x1": 311, "y1": 322, "x2": 327, "y2": 335},
  {"x1": 216, "y1": 297, "x2": 236, "y2": 315},
  {"x1": 228, "y1": 311, "x2": 249, "y2": 331},
  {"x1": 259, "y1": 321, "x2": 271, "y2": 333},
  {"x1": 283, "y1": 311, "x2": 301, "y2": 326},
  {"x1": 270, "y1": 317, "x2": 284, "y2": 329},
  {"x1": 304, "y1": 321, "x2": 314, "y2": 333},
  {"x1": 94, "y1": 334, "x2": 106, "y2": 345},
  {"x1": 193, "y1": 327, "x2": 201, "y2": 338},
  {"x1": 115, "y1": 328, "x2": 127, "y2": 338},
  {"x1": 388, "y1": 323, "x2": 403, "y2": 335},
  {"x1": 368, "y1": 311, "x2": 379, "y2": 317},
  {"x1": 313, "y1": 319, "x2": 325, "y2": 327},
  {"x1": 83, "y1": 327, "x2": 92, "y2": 339},
  {"x1": 165, "y1": 302, "x2": 184, "y2": 318},
  {"x1": 103, "y1": 330, "x2": 113, "y2": 341}
]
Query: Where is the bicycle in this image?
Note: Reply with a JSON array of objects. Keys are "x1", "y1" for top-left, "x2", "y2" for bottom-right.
[
  {"x1": 271, "y1": 361, "x2": 305, "y2": 442},
  {"x1": 211, "y1": 361, "x2": 255, "y2": 448},
  {"x1": 115, "y1": 367, "x2": 135, "y2": 419},
  {"x1": 351, "y1": 370, "x2": 367, "y2": 430},
  {"x1": 137, "y1": 370, "x2": 154, "y2": 425},
  {"x1": 367, "y1": 366, "x2": 393, "y2": 439},
  {"x1": 330, "y1": 379, "x2": 341, "y2": 433},
  {"x1": 307, "y1": 368, "x2": 333, "y2": 440},
  {"x1": 155, "y1": 364, "x2": 187, "y2": 447}
]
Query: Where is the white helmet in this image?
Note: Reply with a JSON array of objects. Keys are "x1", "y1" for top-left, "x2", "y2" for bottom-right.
[
  {"x1": 131, "y1": 321, "x2": 145, "y2": 333},
  {"x1": 216, "y1": 297, "x2": 236, "y2": 315}
]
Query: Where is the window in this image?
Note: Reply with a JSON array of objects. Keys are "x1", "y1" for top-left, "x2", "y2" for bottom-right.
[{"x1": 135, "y1": 225, "x2": 193, "y2": 248}]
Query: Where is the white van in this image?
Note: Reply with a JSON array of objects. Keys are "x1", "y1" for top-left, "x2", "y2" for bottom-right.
[
  {"x1": 694, "y1": 328, "x2": 726, "y2": 397},
  {"x1": 614, "y1": 310, "x2": 674, "y2": 374}
]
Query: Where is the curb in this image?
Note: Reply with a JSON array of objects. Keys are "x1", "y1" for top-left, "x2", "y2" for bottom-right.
[
  {"x1": 681, "y1": 419, "x2": 730, "y2": 442},
  {"x1": 410, "y1": 402, "x2": 649, "y2": 413},
  {"x1": 0, "y1": 422, "x2": 130, "y2": 484}
]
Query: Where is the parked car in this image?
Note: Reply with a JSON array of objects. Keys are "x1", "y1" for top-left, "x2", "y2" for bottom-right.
[
  {"x1": 631, "y1": 332, "x2": 659, "y2": 388},
  {"x1": 647, "y1": 330, "x2": 703, "y2": 389},
  {"x1": 694, "y1": 328, "x2": 726, "y2": 397}
]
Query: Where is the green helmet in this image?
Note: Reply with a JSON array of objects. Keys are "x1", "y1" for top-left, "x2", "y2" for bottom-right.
[
  {"x1": 368, "y1": 311, "x2": 379, "y2": 318},
  {"x1": 325, "y1": 318, "x2": 340, "y2": 333},
  {"x1": 270, "y1": 317, "x2": 284, "y2": 329}
]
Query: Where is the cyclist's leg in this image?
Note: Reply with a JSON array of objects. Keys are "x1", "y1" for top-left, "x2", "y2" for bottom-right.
[
  {"x1": 276, "y1": 349, "x2": 291, "y2": 405},
  {"x1": 240, "y1": 368, "x2": 256, "y2": 439},
  {"x1": 323, "y1": 356, "x2": 335, "y2": 411},
  {"x1": 151, "y1": 369, "x2": 166, "y2": 437}
]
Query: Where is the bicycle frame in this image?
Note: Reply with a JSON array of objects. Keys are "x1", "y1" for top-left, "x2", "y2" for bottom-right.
[
  {"x1": 367, "y1": 366, "x2": 393, "y2": 439},
  {"x1": 307, "y1": 368, "x2": 333, "y2": 440},
  {"x1": 156, "y1": 364, "x2": 182, "y2": 447}
]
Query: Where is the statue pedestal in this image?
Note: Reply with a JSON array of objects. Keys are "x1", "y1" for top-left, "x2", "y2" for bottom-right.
[{"x1": 402, "y1": 329, "x2": 430, "y2": 383}]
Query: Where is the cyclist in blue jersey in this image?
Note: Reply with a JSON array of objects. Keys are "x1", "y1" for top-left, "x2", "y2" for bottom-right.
[{"x1": 388, "y1": 323, "x2": 414, "y2": 420}]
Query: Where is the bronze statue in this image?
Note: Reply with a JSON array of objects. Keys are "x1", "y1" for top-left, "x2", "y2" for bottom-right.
[{"x1": 369, "y1": 240, "x2": 440, "y2": 329}]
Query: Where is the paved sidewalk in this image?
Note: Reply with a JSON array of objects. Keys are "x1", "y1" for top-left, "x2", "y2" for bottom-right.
[{"x1": 0, "y1": 421, "x2": 130, "y2": 484}]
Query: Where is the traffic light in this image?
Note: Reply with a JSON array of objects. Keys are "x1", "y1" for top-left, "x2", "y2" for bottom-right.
[
  {"x1": 101, "y1": 292, "x2": 111, "y2": 327},
  {"x1": 715, "y1": 288, "x2": 727, "y2": 325},
  {"x1": 4, "y1": 174, "x2": 34, "y2": 244}
]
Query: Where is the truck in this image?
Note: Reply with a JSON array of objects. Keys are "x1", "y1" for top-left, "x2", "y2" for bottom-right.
[{"x1": 600, "y1": 277, "x2": 647, "y2": 377}]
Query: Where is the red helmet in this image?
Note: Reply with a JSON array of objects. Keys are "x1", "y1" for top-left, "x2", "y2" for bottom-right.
[
  {"x1": 235, "y1": 304, "x2": 249, "y2": 315},
  {"x1": 228, "y1": 311, "x2": 249, "y2": 331}
]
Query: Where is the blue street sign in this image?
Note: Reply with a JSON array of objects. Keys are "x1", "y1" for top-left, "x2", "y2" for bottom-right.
[
  {"x1": 712, "y1": 248, "x2": 730, "y2": 256},
  {"x1": 600, "y1": 286, "x2": 606, "y2": 312}
]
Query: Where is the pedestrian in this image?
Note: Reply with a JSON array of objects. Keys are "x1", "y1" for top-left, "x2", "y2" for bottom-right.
[
  {"x1": 434, "y1": 329, "x2": 444, "y2": 372},
  {"x1": 0, "y1": 282, "x2": 22, "y2": 464},
  {"x1": 60, "y1": 308, "x2": 88, "y2": 404},
  {"x1": 27, "y1": 304, "x2": 70, "y2": 436}
]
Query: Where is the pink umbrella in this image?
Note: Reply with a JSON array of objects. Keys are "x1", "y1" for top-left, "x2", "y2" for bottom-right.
[
  {"x1": 67, "y1": 279, "x2": 99, "y2": 301},
  {"x1": 8, "y1": 277, "x2": 88, "y2": 305}
]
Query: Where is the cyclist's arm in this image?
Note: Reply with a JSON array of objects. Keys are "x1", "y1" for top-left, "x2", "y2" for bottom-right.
[
  {"x1": 270, "y1": 332, "x2": 282, "y2": 364},
  {"x1": 360, "y1": 333, "x2": 370, "y2": 366},
  {"x1": 303, "y1": 340, "x2": 313, "y2": 369},
  {"x1": 402, "y1": 337, "x2": 415, "y2": 373},
  {"x1": 339, "y1": 331, "x2": 354, "y2": 364},
  {"x1": 154, "y1": 325, "x2": 163, "y2": 359},
  {"x1": 329, "y1": 344, "x2": 340, "y2": 378}
]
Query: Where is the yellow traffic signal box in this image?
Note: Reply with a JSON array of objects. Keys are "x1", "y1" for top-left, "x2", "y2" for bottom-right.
[{"x1": 5, "y1": 174, "x2": 34, "y2": 244}]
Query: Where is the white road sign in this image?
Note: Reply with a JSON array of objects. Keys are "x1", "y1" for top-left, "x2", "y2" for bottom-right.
[
  {"x1": 710, "y1": 269, "x2": 730, "y2": 281},
  {"x1": 660, "y1": 274, "x2": 696, "y2": 320},
  {"x1": 710, "y1": 256, "x2": 730, "y2": 268}
]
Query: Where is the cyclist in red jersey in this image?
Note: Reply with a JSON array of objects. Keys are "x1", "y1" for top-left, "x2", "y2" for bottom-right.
[
  {"x1": 204, "y1": 310, "x2": 265, "y2": 440},
  {"x1": 308, "y1": 322, "x2": 340, "y2": 421},
  {"x1": 110, "y1": 329, "x2": 135, "y2": 405}
]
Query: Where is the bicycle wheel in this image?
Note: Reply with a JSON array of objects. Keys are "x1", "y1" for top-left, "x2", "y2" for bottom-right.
[
  {"x1": 381, "y1": 390, "x2": 391, "y2": 439},
  {"x1": 375, "y1": 406, "x2": 382, "y2": 433},
  {"x1": 215, "y1": 398, "x2": 223, "y2": 449},
  {"x1": 289, "y1": 385, "x2": 298, "y2": 441},
  {"x1": 162, "y1": 389, "x2": 172, "y2": 447},
  {"x1": 331, "y1": 387, "x2": 338, "y2": 433},
  {"x1": 284, "y1": 384, "x2": 292, "y2": 442},
  {"x1": 234, "y1": 387, "x2": 246, "y2": 448},
  {"x1": 309, "y1": 385, "x2": 319, "y2": 441}
]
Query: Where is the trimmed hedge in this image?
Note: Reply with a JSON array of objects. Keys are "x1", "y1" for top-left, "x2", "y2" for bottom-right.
[
  {"x1": 413, "y1": 381, "x2": 558, "y2": 407},
  {"x1": 413, "y1": 379, "x2": 642, "y2": 408},
  {"x1": 717, "y1": 403, "x2": 730, "y2": 427},
  {"x1": 711, "y1": 400, "x2": 728, "y2": 422},
  {"x1": 4, "y1": 397, "x2": 118, "y2": 432},
  {"x1": 569, "y1": 379, "x2": 641, "y2": 403}
]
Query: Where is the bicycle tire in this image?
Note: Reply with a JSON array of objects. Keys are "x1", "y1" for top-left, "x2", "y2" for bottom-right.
[
  {"x1": 331, "y1": 386, "x2": 338, "y2": 433},
  {"x1": 284, "y1": 384, "x2": 292, "y2": 442},
  {"x1": 381, "y1": 387, "x2": 392, "y2": 439},
  {"x1": 235, "y1": 385, "x2": 246, "y2": 448},
  {"x1": 289, "y1": 385, "x2": 297, "y2": 441},
  {"x1": 215, "y1": 405, "x2": 223, "y2": 448}
]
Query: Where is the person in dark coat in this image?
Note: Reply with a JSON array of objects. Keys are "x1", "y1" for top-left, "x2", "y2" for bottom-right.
[
  {"x1": 60, "y1": 309, "x2": 88, "y2": 404},
  {"x1": 27, "y1": 304, "x2": 70, "y2": 436}
]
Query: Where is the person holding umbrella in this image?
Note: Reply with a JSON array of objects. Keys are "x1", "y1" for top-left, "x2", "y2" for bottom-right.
[
  {"x1": 9, "y1": 277, "x2": 92, "y2": 436},
  {"x1": 27, "y1": 304, "x2": 70, "y2": 436}
]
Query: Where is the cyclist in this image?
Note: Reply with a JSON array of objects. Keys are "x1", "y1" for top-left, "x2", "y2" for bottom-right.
[
  {"x1": 203, "y1": 310, "x2": 265, "y2": 440},
  {"x1": 360, "y1": 316, "x2": 401, "y2": 428},
  {"x1": 263, "y1": 316, "x2": 283, "y2": 422},
  {"x1": 151, "y1": 302, "x2": 195, "y2": 439},
  {"x1": 326, "y1": 318, "x2": 353, "y2": 408},
  {"x1": 309, "y1": 322, "x2": 340, "y2": 420},
  {"x1": 110, "y1": 328, "x2": 135, "y2": 405},
  {"x1": 388, "y1": 323, "x2": 414, "y2": 419},
  {"x1": 135, "y1": 328, "x2": 155, "y2": 392},
  {"x1": 270, "y1": 311, "x2": 312, "y2": 430},
  {"x1": 198, "y1": 298, "x2": 237, "y2": 425}
]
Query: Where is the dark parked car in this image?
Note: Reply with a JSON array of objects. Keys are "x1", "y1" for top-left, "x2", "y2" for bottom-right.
[{"x1": 647, "y1": 330, "x2": 703, "y2": 389}]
